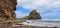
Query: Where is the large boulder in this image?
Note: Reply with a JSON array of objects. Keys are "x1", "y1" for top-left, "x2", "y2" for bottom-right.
[{"x1": 0, "y1": 0, "x2": 17, "y2": 20}]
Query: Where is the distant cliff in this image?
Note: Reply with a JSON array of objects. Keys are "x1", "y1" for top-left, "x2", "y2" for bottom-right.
[{"x1": 23, "y1": 10, "x2": 41, "y2": 20}]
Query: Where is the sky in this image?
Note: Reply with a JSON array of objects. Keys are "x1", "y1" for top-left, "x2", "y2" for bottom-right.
[{"x1": 15, "y1": 0, "x2": 60, "y2": 19}]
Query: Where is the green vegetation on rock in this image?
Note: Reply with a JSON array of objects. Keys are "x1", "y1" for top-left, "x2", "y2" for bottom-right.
[{"x1": 22, "y1": 10, "x2": 41, "y2": 20}]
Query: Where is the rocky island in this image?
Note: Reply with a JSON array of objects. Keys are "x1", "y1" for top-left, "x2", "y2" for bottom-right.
[{"x1": 22, "y1": 10, "x2": 41, "y2": 20}]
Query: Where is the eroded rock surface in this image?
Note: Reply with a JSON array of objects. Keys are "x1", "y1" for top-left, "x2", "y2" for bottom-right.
[{"x1": 0, "y1": 0, "x2": 17, "y2": 20}]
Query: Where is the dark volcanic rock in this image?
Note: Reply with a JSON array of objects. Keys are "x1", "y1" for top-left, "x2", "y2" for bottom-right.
[
  {"x1": 0, "y1": 0, "x2": 17, "y2": 20},
  {"x1": 28, "y1": 10, "x2": 41, "y2": 20}
]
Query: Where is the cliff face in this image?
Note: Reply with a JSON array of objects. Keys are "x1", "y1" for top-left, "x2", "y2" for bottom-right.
[{"x1": 0, "y1": 0, "x2": 17, "y2": 20}]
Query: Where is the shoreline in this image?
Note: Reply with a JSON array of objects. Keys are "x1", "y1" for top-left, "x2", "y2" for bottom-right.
[
  {"x1": 0, "y1": 23, "x2": 59, "y2": 28},
  {"x1": 13, "y1": 21, "x2": 60, "y2": 27},
  {"x1": 13, "y1": 22, "x2": 60, "y2": 28},
  {"x1": 13, "y1": 25, "x2": 59, "y2": 28},
  {"x1": 13, "y1": 24, "x2": 60, "y2": 27}
]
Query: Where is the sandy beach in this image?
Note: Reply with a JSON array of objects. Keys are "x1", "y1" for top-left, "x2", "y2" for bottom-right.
[
  {"x1": 0, "y1": 19, "x2": 60, "y2": 28},
  {"x1": 13, "y1": 25, "x2": 59, "y2": 28},
  {"x1": 0, "y1": 23, "x2": 59, "y2": 28}
]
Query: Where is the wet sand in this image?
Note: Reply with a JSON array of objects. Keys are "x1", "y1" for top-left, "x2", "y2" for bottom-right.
[
  {"x1": 0, "y1": 24, "x2": 13, "y2": 28},
  {"x1": 0, "y1": 24, "x2": 59, "y2": 28},
  {"x1": 13, "y1": 25, "x2": 59, "y2": 28},
  {"x1": 0, "y1": 22, "x2": 59, "y2": 28}
]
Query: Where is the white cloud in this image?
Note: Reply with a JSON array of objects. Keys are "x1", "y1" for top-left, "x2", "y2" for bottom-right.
[
  {"x1": 41, "y1": 11, "x2": 60, "y2": 19},
  {"x1": 17, "y1": 0, "x2": 60, "y2": 11},
  {"x1": 17, "y1": 0, "x2": 60, "y2": 18}
]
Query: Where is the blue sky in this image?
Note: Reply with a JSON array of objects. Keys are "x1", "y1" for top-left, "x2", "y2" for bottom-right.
[{"x1": 15, "y1": 0, "x2": 60, "y2": 19}]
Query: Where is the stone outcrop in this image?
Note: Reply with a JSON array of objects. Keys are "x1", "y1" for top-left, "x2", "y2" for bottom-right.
[
  {"x1": 28, "y1": 10, "x2": 41, "y2": 20},
  {"x1": 23, "y1": 10, "x2": 41, "y2": 20},
  {"x1": 0, "y1": 0, "x2": 17, "y2": 20}
]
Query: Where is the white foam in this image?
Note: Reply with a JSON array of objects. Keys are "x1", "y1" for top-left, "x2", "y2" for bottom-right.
[
  {"x1": 13, "y1": 19, "x2": 60, "y2": 27},
  {"x1": 22, "y1": 21, "x2": 60, "y2": 27}
]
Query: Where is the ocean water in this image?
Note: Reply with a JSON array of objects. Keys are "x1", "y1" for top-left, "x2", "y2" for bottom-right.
[{"x1": 25, "y1": 19, "x2": 60, "y2": 27}]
